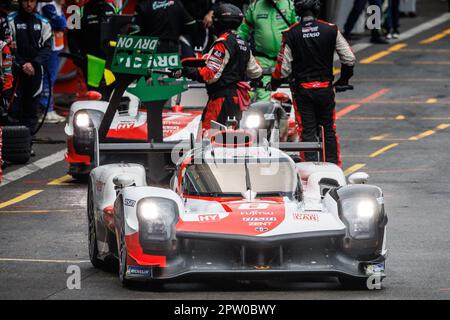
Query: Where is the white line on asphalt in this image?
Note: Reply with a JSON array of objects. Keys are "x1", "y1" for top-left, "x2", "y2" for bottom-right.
[
  {"x1": 400, "y1": 13, "x2": 450, "y2": 42},
  {"x1": 0, "y1": 258, "x2": 90, "y2": 264},
  {"x1": 334, "y1": 13, "x2": 450, "y2": 60},
  {"x1": 0, "y1": 150, "x2": 66, "y2": 188}
]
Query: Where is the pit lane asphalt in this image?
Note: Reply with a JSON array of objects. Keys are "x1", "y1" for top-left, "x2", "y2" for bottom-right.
[{"x1": 1, "y1": 16, "x2": 450, "y2": 301}]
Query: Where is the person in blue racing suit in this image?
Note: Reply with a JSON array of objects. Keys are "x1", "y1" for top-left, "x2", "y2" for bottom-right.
[{"x1": 8, "y1": 0, "x2": 52, "y2": 153}]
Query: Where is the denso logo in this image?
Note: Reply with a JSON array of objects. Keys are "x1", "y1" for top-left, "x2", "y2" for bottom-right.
[
  {"x1": 198, "y1": 214, "x2": 219, "y2": 222},
  {"x1": 294, "y1": 213, "x2": 320, "y2": 222},
  {"x1": 117, "y1": 122, "x2": 135, "y2": 130}
]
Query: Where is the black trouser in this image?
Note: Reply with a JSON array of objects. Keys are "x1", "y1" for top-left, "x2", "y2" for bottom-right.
[
  {"x1": 293, "y1": 86, "x2": 341, "y2": 166},
  {"x1": 11, "y1": 65, "x2": 43, "y2": 135},
  {"x1": 344, "y1": 0, "x2": 384, "y2": 40}
]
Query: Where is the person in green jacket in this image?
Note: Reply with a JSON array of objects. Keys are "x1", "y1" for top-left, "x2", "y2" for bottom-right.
[{"x1": 238, "y1": 0, "x2": 297, "y2": 101}]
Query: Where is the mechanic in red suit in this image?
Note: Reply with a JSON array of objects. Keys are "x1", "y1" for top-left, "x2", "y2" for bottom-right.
[{"x1": 180, "y1": 3, "x2": 262, "y2": 131}]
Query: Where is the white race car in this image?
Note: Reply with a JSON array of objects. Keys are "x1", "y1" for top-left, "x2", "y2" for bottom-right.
[{"x1": 87, "y1": 129, "x2": 388, "y2": 288}]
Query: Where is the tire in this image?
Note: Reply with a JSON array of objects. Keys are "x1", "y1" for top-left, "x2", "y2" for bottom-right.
[
  {"x1": 87, "y1": 182, "x2": 103, "y2": 268},
  {"x1": 3, "y1": 152, "x2": 31, "y2": 164},
  {"x1": 118, "y1": 223, "x2": 131, "y2": 287},
  {"x1": 1, "y1": 126, "x2": 31, "y2": 164},
  {"x1": 2, "y1": 136, "x2": 32, "y2": 145},
  {"x1": 3, "y1": 146, "x2": 31, "y2": 154},
  {"x1": 1, "y1": 126, "x2": 30, "y2": 139}
]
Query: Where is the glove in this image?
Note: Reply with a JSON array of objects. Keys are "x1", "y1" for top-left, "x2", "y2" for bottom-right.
[
  {"x1": 333, "y1": 64, "x2": 354, "y2": 88},
  {"x1": 181, "y1": 66, "x2": 201, "y2": 81},
  {"x1": 267, "y1": 78, "x2": 283, "y2": 92},
  {"x1": 169, "y1": 69, "x2": 183, "y2": 79},
  {"x1": 249, "y1": 77, "x2": 263, "y2": 90}
]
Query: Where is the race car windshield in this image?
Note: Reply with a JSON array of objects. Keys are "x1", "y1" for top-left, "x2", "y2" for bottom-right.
[{"x1": 183, "y1": 159, "x2": 298, "y2": 198}]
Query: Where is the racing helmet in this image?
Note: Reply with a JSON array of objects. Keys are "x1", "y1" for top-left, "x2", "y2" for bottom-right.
[
  {"x1": 212, "y1": 3, "x2": 244, "y2": 35},
  {"x1": 294, "y1": 0, "x2": 322, "y2": 17}
]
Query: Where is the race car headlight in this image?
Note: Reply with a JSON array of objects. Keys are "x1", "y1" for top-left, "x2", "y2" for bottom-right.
[
  {"x1": 241, "y1": 112, "x2": 264, "y2": 130},
  {"x1": 340, "y1": 198, "x2": 380, "y2": 240},
  {"x1": 137, "y1": 198, "x2": 178, "y2": 242},
  {"x1": 244, "y1": 113, "x2": 262, "y2": 129},
  {"x1": 74, "y1": 112, "x2": 91, "y2": 128}
]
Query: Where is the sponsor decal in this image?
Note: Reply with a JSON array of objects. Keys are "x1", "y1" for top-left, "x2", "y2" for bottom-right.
[
  {"x1": 127, "y1": 266, "x2": 152, "y2": 276},
  {"x1": 302, "y1": 26, "x2": 320, "y2": 38},
  {"x1": 242, "y1": 217, "x2": 276, "y2": 222},
  {"x1": 117, "y1": 121, "x2": 135, "y2": 130},
  {"x1": 95, "y1": 181, "x2": 105, "y2": 192},
  {"x1": 276, "y1": 10, "x2": 287, "y2": 20},
  {"x1": 366, "y1": 263, "x2": 385, "y2": 274},
  {"x1": 293, "y1": 213, "x2": 320, "y2": 222},
  {"x1": 256, "y1": 13, "x2": 269, "y2": 19},
  {"x1": 212, "y1": 49, "x2": 225, "y2": 59},
  {"x1": 198, "y1": 214, "x2": 219, "y2": 222},
  {"x1": 124, "y1": 199, "x2": 136, "y2": 207},
  {"x1": 117, "y1": 122, "x2": 135, "y2": 130},
  {"x1": 255, "y1": 227, "x2": 269, "y2": 232},
  {"x1": 239, "y1": 203, "x2": 269, "y2": 210},
  {"x1": 303, "y1": 32, "x2": 321, "y2": 38},
  {"x1": 152, "y1": 0, "x2": 175, "y2": 10},
  {"x1": 209, "y1": 56, "x2": 222, "y2": 64},
  {"x1": 302, "y1": 26, "x2": 319, "y2": 33},
  {"x1": 33, "y1": 24, "x2": 41, "y2": 31},
  {"x1": 241, "y1": 211, "x2": 274, "y2": 216},
  {"x1": 249, "y1": 222, "x2": 273, "y2": 227}
]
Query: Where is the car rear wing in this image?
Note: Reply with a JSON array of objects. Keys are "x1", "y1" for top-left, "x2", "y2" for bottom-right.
[
  {"x1": 277, "y1": 142, "x2": 323, "y2": 153},
  {"x1": 276, "y1": 125, "x2": 327, "y2": 162}
]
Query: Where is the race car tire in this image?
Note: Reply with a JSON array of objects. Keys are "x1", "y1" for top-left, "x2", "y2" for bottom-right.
[
  {"x1": 118, "y1": 223, "x2": 131, "y2": 287},
  {"x1": 1, "y1": 126, "x2": 30, "y2": 139},
  {"x1": 1, "y1": 126, "x2": 32, "y2": 164},
  {"x1": 1, "y1": 136, "x2": 32, "y2": 145},
  {"x1": 2, "y1": 151, "x2": 31, "y2": 164},
  {"x1": 339, "y1": 276, "x2": 380, "y2": 290},
  {"x1": 87, "y1": 182, "x2": 103, "y2": 268}
]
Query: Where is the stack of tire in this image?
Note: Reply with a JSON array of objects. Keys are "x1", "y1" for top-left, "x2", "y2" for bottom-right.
[{"x1": 1, "y1": 126, "x2": 32, "y2": 165}]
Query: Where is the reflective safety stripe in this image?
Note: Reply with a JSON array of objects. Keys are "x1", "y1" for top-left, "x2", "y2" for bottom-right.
[{"x1": 300, "y1": 81, "x2": 331, "y2": 89}]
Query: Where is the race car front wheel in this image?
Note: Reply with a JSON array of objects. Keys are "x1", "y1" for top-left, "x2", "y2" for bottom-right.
[
  {"x1": 118, "y1": 224, "x2": 131, "y2": 287},
  {"x1": 88, "y1": 182, "x2": 103, "y2": 268}
]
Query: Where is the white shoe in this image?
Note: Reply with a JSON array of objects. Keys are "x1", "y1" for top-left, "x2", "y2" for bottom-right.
[
  {"x1": 44, "y1": 111, "x2": 66, "y2": 124},
  {"x1": 386, "y1": 33, "x2": 393, "y2": 40},
  {"x1": 393, "y1": 33, "x2": 400, "y2": 39}
]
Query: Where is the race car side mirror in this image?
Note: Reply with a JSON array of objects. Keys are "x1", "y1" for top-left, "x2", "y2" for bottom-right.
[
  {"x1": 319, "y1": 178, "x2": 340, "y2": 198},
  {"x1": 348, "y1": 172, "x2": 370, "y2": 185},
  {"x1": 113, "y1": 174, "x2": 136, "y2": 189}
]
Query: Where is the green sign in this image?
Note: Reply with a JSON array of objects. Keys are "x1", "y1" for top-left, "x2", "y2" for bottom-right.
[
  {"x1": 127, "y1": 76, "x2": 188, "y2": 102},
  {"x1": 111, "y1": 35, "x2": 187, "y2": 102},
  {"x1": 111, "y1": 35, "x2": 181, "y2": 75}
]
